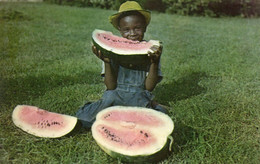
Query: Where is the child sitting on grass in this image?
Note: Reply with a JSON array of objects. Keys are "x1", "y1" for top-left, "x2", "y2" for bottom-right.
[{"x1": 76, "y1": 1, "x2": 168, "y2": 128}]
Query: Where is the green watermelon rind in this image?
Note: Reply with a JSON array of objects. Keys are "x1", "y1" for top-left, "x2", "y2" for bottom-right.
[{"x1": 96, "y1": 135, "x2": 173, "y2": 163}]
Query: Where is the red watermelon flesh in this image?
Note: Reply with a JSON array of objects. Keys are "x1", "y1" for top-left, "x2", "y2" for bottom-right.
[
  {"x1": 92, "y1": 106, "x2": 174, "y2": 160},
  {"x1": 12, "y1": 105, "x2": 78, "y2": 138},
  {"x1": 101, "y1": 110, "x2": 164, "y2": 127},
  {"x1": 96, "y1": 124, "x2": 156, "y2": 151},
  {"x1": 92, "y1": 29, "x2": 160, "y2": 55},
  {"x1": 94, "y1": 32, "x2": 152, "y2": 51}
]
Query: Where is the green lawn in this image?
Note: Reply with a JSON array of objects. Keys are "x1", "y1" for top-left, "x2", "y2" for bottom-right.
[{"x1": 1, "y1": 2, "x2": 259, "y2": 163}]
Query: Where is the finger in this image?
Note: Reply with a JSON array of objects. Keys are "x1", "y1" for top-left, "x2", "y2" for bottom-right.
[
  {"x1": 149, "y1": 45, "x2": 159, "y2": 52},
  {"x1": 98, "y1": 50, "x2": 103, "y2": 59},
  {"x1": 147, "y1": 51, "x2": 153, "y2": 57},
  {"x1": 92, "y1": 45, "x2": 97, "y2": 54},
  {"x1": 152, "y1": 45, "x2": 160, "y2": 49},
  {"x1": 148, "y1": 52, "x2": 157, "y2": 60},
  {"x1": 148, "y1": 50, "x2": 160, "y2": 57},
  {"x1": 147, "y1": 48, "x2": 155, "y2": 56},
  {"x1": 156, "y1": 46, "x2": 162, "y2": 55},
  {"x1": 158, "y1": 46, "x2": 163, "y2": 53}
]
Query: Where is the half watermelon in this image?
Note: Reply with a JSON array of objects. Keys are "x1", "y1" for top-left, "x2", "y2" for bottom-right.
[
  {"x1": 12, "y1": 105, "x2": 78, "y2": 138},
  {"x1": 91, "y1": 106, "x2": 174, "y2": 163}
]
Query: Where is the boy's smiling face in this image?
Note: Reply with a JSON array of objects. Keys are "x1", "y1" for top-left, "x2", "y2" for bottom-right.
[{"x1": 118, "y1": 14, "x2": 146, "y2": 42}]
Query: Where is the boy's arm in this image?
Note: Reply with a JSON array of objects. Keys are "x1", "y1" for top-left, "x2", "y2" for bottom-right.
[
  {"x1": 104, "y1": 62, "x2": 117, "y2": 90},
  {"x1": 145, "y1": 45, "x2": 163, "y2": 92},
  {"x1": 92, "y1": 45, "x2": 117, "y2": 90},
  {"x1": 145, "y1": 63, "x2": 159, "y2": 91}
]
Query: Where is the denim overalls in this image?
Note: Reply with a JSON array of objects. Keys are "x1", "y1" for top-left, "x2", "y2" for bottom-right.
[{"x1": 76, "y1": 61, "x2": 166, "y2": 128}]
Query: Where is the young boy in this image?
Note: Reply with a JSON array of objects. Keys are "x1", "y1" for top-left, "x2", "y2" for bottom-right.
[{"x1": 76, "y1": 1, "x2": 167, "y2": 128}]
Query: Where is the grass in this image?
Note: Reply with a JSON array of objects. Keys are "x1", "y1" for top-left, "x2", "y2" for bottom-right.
[{"x1": 0, "y1": 2, "x2": 259, "y2": 163}]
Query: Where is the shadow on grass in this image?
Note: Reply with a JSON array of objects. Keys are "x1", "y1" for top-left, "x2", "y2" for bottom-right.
[
  {"x1": 154, "y1": 72, "x2": 207, "y2": 156},
  {"x1": 0, "y1": 8, "x2": 32, "y2": 22},
  {"x1": 154, "y1": 72, "x2": 208, "y2": 105},
  {"x1": 170, "y1": 122, "x2": 199, "y2": 155},
  {"x1": 0, "y1": 70, "x2": 101, "y2": 107}
]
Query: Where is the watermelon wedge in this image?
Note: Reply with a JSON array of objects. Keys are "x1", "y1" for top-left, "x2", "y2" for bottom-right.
[
  {"x1": 91, "y1": 106, "x2": 174, "y2": 163},
  {"x1": 92, "y1": 29, "x2": 161, "y2": 65},
  {"x1": 12, "y1": 105, "x2": 78, "y2": 138}
]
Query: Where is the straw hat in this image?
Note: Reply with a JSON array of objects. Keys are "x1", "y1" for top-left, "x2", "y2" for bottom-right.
[{"x1": 109, "y1": 1, "x2": 151, "y2": 29}]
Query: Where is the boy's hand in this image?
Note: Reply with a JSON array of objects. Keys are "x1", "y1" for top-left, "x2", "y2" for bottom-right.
[
  {"x1": 147, "y1": 45, "x2": 163, "y2": 64},
  {"x1": 92, "y1": 45, "x2": 111, "y2": 63}
]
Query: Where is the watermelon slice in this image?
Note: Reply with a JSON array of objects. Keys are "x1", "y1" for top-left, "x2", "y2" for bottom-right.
[
  {"x1": 12, "y1": 105, "x2": 78, "y2": 138},
  {"x1": 92, "y1": 29, "x2": 161, "y2": 65},
  {"x1": 91, "y1": 106, "x2": 174, "y2": 163}
]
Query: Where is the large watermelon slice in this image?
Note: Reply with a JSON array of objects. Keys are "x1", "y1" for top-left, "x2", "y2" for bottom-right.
[
  {"x1": 92, "y1": 29, "x2": 161, "y2": 65},
  {"x1": 12, "y1": 105, "x2": 78, "y2": 138},
  {"x1": 91, "y1": 106, "x2": 174, "y2": 163}
]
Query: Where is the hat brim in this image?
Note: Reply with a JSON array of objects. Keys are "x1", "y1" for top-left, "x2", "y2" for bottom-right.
[{"x1": 109, "y1": 10, "x2": 151, "y2": 29}]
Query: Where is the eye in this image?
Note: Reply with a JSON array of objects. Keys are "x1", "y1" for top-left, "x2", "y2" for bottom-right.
[
  {"x1": 135, "y1": 26, "x2": 144, "y2": 32},
  {"x1": 121, "y1": 28, "x2": 130, "y2": 33}
]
